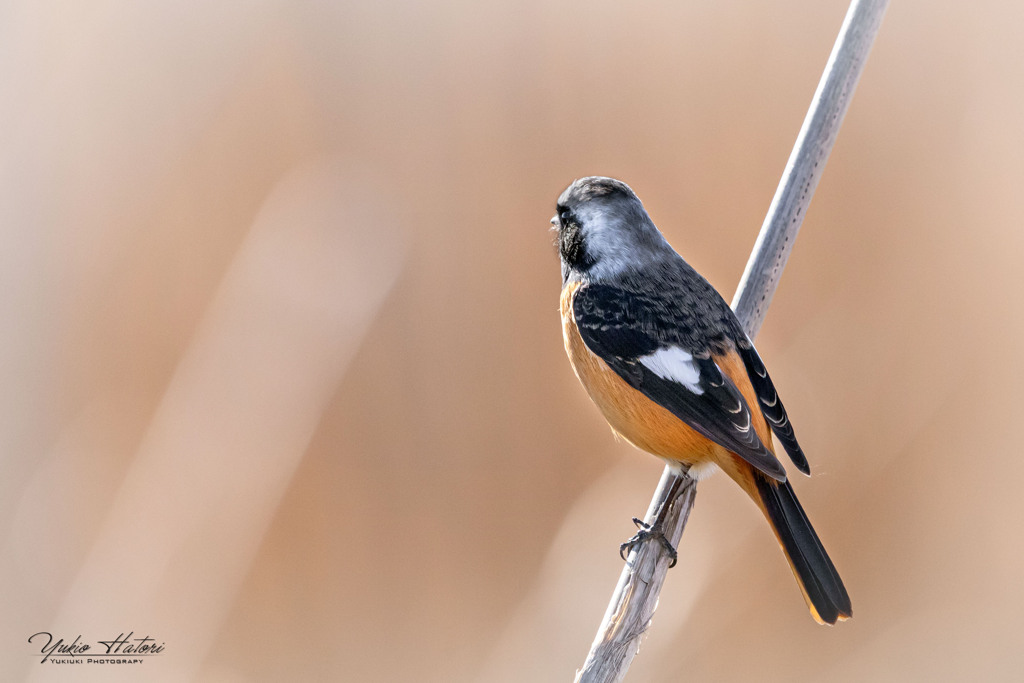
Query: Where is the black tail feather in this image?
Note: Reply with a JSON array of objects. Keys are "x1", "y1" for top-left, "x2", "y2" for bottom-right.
[{"x1": 754, "y1": 474, "x2": 851, "y2": 624}]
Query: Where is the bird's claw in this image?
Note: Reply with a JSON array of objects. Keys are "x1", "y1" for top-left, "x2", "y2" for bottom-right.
[{"x1": 619, "y1": 517, "x2": 678, "y2": 568}]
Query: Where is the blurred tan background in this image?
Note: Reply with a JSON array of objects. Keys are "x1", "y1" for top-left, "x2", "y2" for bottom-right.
[{"x1": 3, "y1": 0, "x2": 1023, "y2": 681}]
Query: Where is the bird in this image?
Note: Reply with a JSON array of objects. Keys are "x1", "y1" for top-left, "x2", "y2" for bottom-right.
[{"x1": 553, "y1": 175, "x2": 851, "y2": 625}]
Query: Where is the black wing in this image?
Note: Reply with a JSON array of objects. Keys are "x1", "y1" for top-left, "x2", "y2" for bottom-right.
[
  {"x1": 736, "y1": 343, "x2": 810, "y2": 475},
  {"x1": 574, "y1": 283, "x2": 786, "y2": 482}
]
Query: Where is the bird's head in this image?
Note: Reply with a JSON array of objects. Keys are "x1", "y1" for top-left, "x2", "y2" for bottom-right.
[{"x1": 552, "y1": 176, "x2": 672, "y2": 284}]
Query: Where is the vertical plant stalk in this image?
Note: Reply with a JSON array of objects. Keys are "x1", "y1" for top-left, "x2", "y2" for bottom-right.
[{"x1": 574, "y1": 2, "x2": 888, "y2": 681}]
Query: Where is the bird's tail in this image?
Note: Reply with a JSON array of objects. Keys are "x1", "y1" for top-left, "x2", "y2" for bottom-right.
[{"x1": 753, "y1": 473, "x2": 852, "y2": 625}]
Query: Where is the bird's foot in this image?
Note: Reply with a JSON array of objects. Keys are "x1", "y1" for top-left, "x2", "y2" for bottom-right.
[{"x1": 619, "y1": 517, "x2": 678, "y2": 568}]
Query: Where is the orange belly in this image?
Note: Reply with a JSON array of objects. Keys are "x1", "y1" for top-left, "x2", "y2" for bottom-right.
[{"x1": 560, "y1": 282, "x2": 774, "y2": 480}]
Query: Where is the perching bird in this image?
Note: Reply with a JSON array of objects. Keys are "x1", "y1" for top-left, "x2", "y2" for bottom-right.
[{"x1": 554, "y1": 176, "x2": 851, "y2": 624}]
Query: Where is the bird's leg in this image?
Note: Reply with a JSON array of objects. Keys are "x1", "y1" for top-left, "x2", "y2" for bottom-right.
[
  {"x1": 619, "y1": 473, "x2": 687, "y2": 568},
  {"x1": 619, "y1": 517, "x2": 678, "y2": 567}
]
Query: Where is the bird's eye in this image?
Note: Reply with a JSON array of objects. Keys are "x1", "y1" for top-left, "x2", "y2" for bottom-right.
[{"x1": 560, "y1": 211, "x2": 570, "y2": 224}]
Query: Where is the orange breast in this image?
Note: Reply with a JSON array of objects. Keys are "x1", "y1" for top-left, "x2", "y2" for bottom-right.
[{"x1": 560, "y1": 282, "x2": 774, "y2": 476}]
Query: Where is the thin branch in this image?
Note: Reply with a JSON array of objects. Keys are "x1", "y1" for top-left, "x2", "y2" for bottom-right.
[
  {"x1": 732, "y1": 0, "x2": 890, "y2": 337},
  {"x1": 574, "y1": 2, "x2": 888, "y2": 681}
]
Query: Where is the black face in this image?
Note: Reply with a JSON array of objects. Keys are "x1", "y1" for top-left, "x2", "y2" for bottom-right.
[{"x1": 553, "y1": 206, "x2": 593, "y2": 272}]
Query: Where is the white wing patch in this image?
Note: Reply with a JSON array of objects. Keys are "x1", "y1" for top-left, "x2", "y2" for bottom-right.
[{"x1": 639, "y1": 347, "x2": 703, "y2": 395}]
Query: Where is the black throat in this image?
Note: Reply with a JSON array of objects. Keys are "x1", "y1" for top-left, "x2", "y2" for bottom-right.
[{"x1": 558, "y1": 216, "x2": 593, "y2": 280}]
